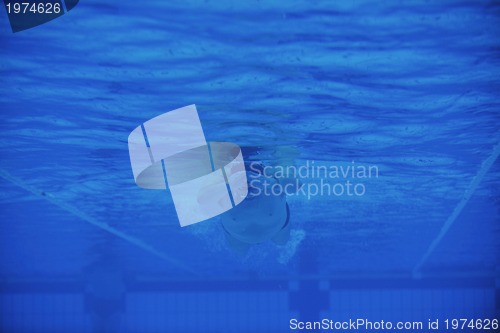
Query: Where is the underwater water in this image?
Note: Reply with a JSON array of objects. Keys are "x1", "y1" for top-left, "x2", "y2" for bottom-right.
[{"x1": 0, "y1": 0, "x2": 499, "y2": 332}]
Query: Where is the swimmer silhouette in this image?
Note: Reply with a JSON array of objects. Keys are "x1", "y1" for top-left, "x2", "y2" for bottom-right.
[{"x1": 220, "y1": 161, "x2": 295, "y2": 254}]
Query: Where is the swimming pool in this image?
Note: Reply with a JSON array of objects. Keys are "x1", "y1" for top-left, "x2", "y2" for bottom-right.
[{"x1": 0, "y1": 0, "x2": 498, "y2": 332}]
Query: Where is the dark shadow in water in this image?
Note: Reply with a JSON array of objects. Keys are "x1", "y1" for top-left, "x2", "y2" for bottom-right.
[{"x1": 83, "y1": 236, "x2": 128, "y2": 333}]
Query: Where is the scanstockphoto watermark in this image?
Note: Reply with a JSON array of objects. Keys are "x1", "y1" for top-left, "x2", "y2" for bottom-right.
[{"x1": 248, "y1": 160, "x2": 379, "y2": 199}]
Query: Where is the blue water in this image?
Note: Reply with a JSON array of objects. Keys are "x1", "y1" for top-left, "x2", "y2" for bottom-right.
[{"x1": 0, "y1": 1, "x2": 499, "y2": 332}]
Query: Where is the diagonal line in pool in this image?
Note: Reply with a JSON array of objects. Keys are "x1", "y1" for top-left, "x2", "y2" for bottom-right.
[
  {"x1": 412, "y1": 141, "x2": 500, "y2": 278},
  {"x1": 0, "y1": 168, "x2": 199, "y2": 276}
]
